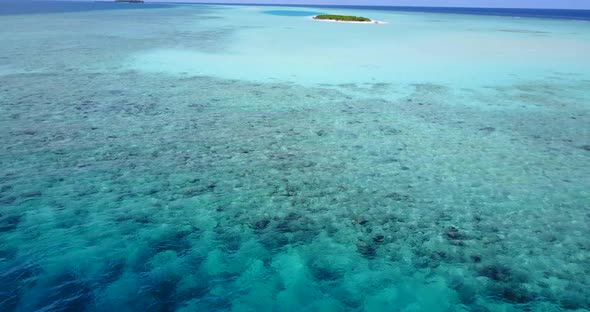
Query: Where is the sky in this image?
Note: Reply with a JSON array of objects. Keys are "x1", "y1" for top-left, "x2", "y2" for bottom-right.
[{"x1": 147, "y1": 0, "x2": 590, "y2": 9}]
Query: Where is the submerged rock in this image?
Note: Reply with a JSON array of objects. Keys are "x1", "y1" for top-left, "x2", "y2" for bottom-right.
[
  {"x1": 478, "y1": 264, "x2": 514, "y2": 283},
  {"x1": 352, "y1": 216, "x2": 369, "y2": 226},
  {"x1": 479, "y1": 126, "x2": 496, "y2": 133},
  {"x1": 251, "y1": 218, "x2": 270, "y2": 231},
  {"x1": 470, "y1": 255, "x2": 482, "y2": 263},
  {"x1": 372, "y1": 234, "x2": 385, "y2": 244},
  {"x1": 308, "y1": 260, "x2": 345, "y2": 281},
  {"x1": 0, "y1": 214, "x2": 21, "y2": 233},
  {"x1": 444, "y1": 226, "x2": 466, "y2": 241},
  {"x1": 259, "y1": 233, "x2": 290, "y2": 251},
  {"x1": 356, "y1": 240, "x2": 376, "y2": 258},
  {"x1": 182, "y1": 183, "x2": 216, "y2": 197},
  {"x1": 493, "y1": 283, "x2": 536, "y2": 304}
]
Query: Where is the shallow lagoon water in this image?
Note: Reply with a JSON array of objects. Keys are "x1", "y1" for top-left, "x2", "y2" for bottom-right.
[
  {"x1": 262, "y1": 10, "x2": 324, "y2": 16},
  {"x1": 1, "y1": 3, "x2": 590, "y2": 312}
]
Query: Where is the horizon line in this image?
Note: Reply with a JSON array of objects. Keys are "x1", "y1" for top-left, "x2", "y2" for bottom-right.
[{"x1": 142, "y1": 1, "x2": 590, "y2": 11}]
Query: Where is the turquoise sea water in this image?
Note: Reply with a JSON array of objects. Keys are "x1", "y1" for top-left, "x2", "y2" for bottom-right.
[{"x1": 1, "y1": 2, "x2": 590, "y2": 311}]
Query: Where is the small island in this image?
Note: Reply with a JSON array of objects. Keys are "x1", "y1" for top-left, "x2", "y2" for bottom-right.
[
  {"x1": 312, "y1": 14, "x2": 386, "y2": 24},
  {"x1": 314, "y1": 14, "x2": 371, "y2": 22}
]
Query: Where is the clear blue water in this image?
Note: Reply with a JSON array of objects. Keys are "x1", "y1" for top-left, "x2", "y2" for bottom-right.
[
  {"x1": 247, "y1": 4, "x2": 590, "y2": 21},
  {"x1": 262, "y1": 10, "x2": 324, "y2": 17},
  {"x1": 1, "y1": 2, "x2": 590, "y2": 312},
  {"x1": 0, "y1": 0, "x2": 171, "y2": 15}
]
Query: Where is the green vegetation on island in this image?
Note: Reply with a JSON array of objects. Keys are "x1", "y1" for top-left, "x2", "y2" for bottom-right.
[{"x1": 313, "y1": 14, "x2": 372, "y2": 22}]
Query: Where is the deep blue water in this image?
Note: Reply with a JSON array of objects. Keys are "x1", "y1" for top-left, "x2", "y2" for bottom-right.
[
  {"x1": 0, "y1": 0, "x2": 171, "y2": 15},
  {"x1": 200, "y1": 2, "x2": 590, "y2": 21},
  {"x1": 2, "y1": 1, "x2": 589, "y2": 21},
  {"x1": 353, "y1": 6, "x2": 590, "y2": 21}
]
